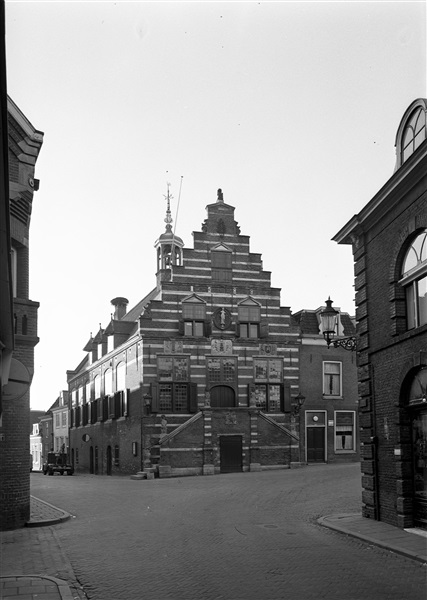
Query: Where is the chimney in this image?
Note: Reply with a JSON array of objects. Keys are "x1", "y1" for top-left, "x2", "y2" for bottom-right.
[{"x1": 110, "y1": 297, "x2": 129, "y2": 320}]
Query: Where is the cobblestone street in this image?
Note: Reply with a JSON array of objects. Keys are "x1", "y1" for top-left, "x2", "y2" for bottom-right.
[{"x1": 4, "y1": 464, "x2": 426, "y2": 600}]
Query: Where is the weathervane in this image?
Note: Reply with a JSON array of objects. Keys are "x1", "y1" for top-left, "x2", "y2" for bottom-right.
[{"x1": 163, "y1": 183, "x2": 174, "y2": 232}]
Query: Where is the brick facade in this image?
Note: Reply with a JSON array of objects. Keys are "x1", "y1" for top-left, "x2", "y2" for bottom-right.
[
  {"x1": 0, "y1": 98, "x2": 43, "y2": 530},
  {"x1": 68, "y1": 191, "x2": 303, "y2": 477},
  {"x1": 334, "y1": 98, "x2": 427, "y2": 529}
]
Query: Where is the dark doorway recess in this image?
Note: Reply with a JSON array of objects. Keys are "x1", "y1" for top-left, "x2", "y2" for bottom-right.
[
  {"x1": 211, "y1": 385, "x2": 236, "y2": 408},
  {"x1": 220, "y1": 435, "x2": 242, "y2": 473},
  {"x1": 307, "y1": 427, "x2": 325, "y2": 463}
]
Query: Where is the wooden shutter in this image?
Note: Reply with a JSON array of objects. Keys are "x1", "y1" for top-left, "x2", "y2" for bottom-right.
[
  {"x1": 204, "y1": 320, "x2": 212, "y2": 337},
  {"x1": 259, "y1": 322, "x2": 268, "y2": 338},
  {"x1": 283, "y1": 384, "x2": 291, "y2": 413},
  {"x1": 178, "y1": 320, "x2": 184, "y2": 335},
  {"x1": 151, "y1": 382, "x2": 159, "y2": 413},
  {"x1": 279, "y1": 384, "x2": 285, "y2": 412},
  {"x1": 103, "y1": 396, "x2": 109, "y2": 421},
  {"x1": 248, "y1": 383, "x2": 256, "y2": 406},
  {"x1": 189, "y1": 383, "x2": 198, "y2": 412}
]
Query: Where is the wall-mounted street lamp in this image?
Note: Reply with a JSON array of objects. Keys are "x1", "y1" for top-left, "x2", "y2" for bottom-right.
[
  {"x1": 293, "y1": 393, "x2": 306, "y2": 416},
  {"x1": 320, "y1": 297, "x2": 357, "y2": 352}
]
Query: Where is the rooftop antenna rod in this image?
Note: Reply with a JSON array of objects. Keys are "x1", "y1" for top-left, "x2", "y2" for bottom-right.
[{"x1": 169, "y1": 176, "x2": 183, "y2": 282}]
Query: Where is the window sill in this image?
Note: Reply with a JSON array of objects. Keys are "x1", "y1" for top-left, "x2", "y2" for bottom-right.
[{"x1": 323, "y1": 395, "x2": 343, "y2": 400}]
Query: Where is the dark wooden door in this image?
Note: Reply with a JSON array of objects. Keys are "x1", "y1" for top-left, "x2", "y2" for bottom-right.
[
  {"x1": 307, "y1": 428, "x2": 325, "y2": 462},
  {"x1": 106, "y1": 445, "x2": 112, "y2": 475},
  {"x1": 89, "y1": 446, "x2": 94, "y2": 474},
  {"x1": 211, "y1": 386, "x2": 235, "y2": 408},
  {"x1": 220, "y1": 436, "x2": 242, "y2": 473}
]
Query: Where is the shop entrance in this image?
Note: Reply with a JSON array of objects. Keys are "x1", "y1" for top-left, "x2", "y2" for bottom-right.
[
  {"x1": 220, "y1": 436, "x2": 242, "y2": 473},
  {"x1": 412, "y1": 409, "x2": 427, "y2": 529}
]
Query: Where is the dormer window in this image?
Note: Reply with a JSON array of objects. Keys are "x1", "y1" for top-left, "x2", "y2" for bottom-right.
[
  {"x1": 181, "y1": 295, "x2": 207, "y2": 337},
  {"x1": 400, "y1": 230, "x2": 427, "y2": 330},
  {"x1": 237, "y1": 297, "x2": 263, "y2": 338},
  {"x1": 401, "y1": 107, "x2": 426, "y2": 163},
  {"x1": 395, "y1": 99, "x2": 427, "y2": 170}
]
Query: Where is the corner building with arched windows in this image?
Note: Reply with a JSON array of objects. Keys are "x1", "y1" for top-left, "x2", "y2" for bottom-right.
[
  {"x1": 68, "y1": 189, "x2": 307, "y2": 477},
  {"x1": 334, "y1": 99, "x2": 427, "y2": 529}
]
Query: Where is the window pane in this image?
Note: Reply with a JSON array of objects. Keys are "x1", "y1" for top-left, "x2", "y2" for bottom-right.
[
  {"x1": 174, "y1": 358, "x2": 188, "y2": 381},
  {"x1": 255, "y1": 385, "x2": 267, "y2": 410},
  {"x1": 254, "y1": 359, "x2": 268, "y2": 381},
  {"x1": 184, "y1": 321, "x2": 193, "y2": 336},
  {"x1": 94, "y1": 376, "x2": 101, "y2": 399},
  {"x1": 174, "y1": 384, "x2": 188, "y2": 412},
  {"x1": 194, "y1": 321, "x2": 204, "y2": 337},
  {"x1": 182, "y1": 303, "x2": 206, "y2": 320},
  {"x1": 116, "y1": 362, "x2": 126, "y2": 391},
  {"x1": 269, "y1": 385, "x2": 281, "y2": 412},
  {"x1": 324, "y1": 363, "x2": 341, "y2": 395},
  {"x1": 159, "y1": 385, "x2": 172, "y2": 412},
  {"x1": 158, "y1": 357, "x2": 173, "y2": 380},
  {"x1": 239, "y1": 306, "x2": 260, "y2": 322},
  {"x1": 406, "y1": 284, "x2": 416, "y2": 329},
  {"x1": 223, "y1": 359, "x2": 235, "y2": 381},
  {"x1": 417, "y1": 275, "x2": 427, "y2": 326},
  {"x1": 212, "y1": 252, "x2": 232, "y2": 268},
  {"x1": 208, "y1": 358, "x2": 221, "y2": 382},
  {"x1": 239, "y1": 323, "x2": 248, "y2": 337},
  {"x1": 269, "y1": 360, "x2": 282, "y2": 381},
  {"x1": 335, "y1": 412, "x2": 354, "y2": 451},
  {"x1": 249, "y1": 324, "x2": 258, "y2": 338},
  {"x1": 104, "y1": 369, "x2": 113, "y2": 396},
  {"x1": 324, "y1": 362, "x2": 340, "y2": 374}
]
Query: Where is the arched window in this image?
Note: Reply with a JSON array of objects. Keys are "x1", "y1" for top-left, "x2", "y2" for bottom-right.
[
  {"x1": 395, "y1": 99, "x2": 427, "y2": 170},
  {"x1": 116, "y1": 362, "x2": 126, "y2": 391},
  {"x1": 400, "y1": 230, "x2": 427, "y2": 330},
  {"x1": 104, "y1": 368, "x2": 113, "y2": 396},
  {"x1": 94, "y1": 375, "x2": 101, "y2": 399},
  {"x1": 401, "y1": 107, "x2": 426, "y2": 163}
]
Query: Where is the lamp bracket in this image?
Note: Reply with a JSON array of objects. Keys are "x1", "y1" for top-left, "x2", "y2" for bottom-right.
[{"x1": 332, "y1": 336, "x2": 357, "y2": 352}]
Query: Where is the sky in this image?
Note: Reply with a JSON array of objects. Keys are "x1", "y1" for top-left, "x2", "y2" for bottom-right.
[{"x1": 5, "y1": 1, "x2": 426, "y2": 411}]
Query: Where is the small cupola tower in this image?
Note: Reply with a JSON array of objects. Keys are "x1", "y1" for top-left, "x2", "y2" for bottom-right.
[{"x1": 154, "y1": 184, "x2": 184, "y2": 285}]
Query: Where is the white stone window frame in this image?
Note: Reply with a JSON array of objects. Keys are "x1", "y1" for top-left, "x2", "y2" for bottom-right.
[
  {"x1": 334, "y1": 410, "x2": 356, "y2": 453},
  {"x1": 322, "y1": 361, "x2": 343, "y2": 398}
]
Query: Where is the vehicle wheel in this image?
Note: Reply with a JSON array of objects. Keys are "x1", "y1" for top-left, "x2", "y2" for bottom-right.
[
  {"x1": 48, "y1": 471, "x2": 53, "y2": 476},
  {"x1": 43, "y1": 470, "x2": 47, "y2": 475},
  {"x1": 60, "y1": 471, "x2": 64, "y2": 475}
]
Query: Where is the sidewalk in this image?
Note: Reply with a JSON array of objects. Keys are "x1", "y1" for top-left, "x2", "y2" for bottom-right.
[
  {"x1": 319, "y1": 513, "x2": 427, "y2": 564},
  {"x1": 0, "y1": 496, "x2": 86, "y2": 600}
]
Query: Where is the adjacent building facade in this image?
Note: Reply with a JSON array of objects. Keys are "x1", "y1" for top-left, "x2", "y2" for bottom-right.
[
  {"x1": 334, "y1": 98, "x2": 427, "y2": 529},
  {"x1": 68, "y1": 189, "x2": 358, "y2": 477},
  {"x1": 293, "y1": 306, "x2": 359, "y2": 464},
  {"x1": 0, "y1": 97, "x2": 43, "y2": 529}
]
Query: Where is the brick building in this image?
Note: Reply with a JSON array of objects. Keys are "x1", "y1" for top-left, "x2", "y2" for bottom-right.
[
  {"x1": 333, "y1": 98, "x2": 427, "y2": 529},
  {"x1": 51, "y1": 391, "x2": 69, "y2": 454},
  {"x1": 293, "y1": 305, "x2": 359, "y2": 464},
  {"x1": 68, "y1": 189, "x2": 306, "y2": 477},
  {"x1": 0, "y1": 96, "x2": 43, "y2": 529}
]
